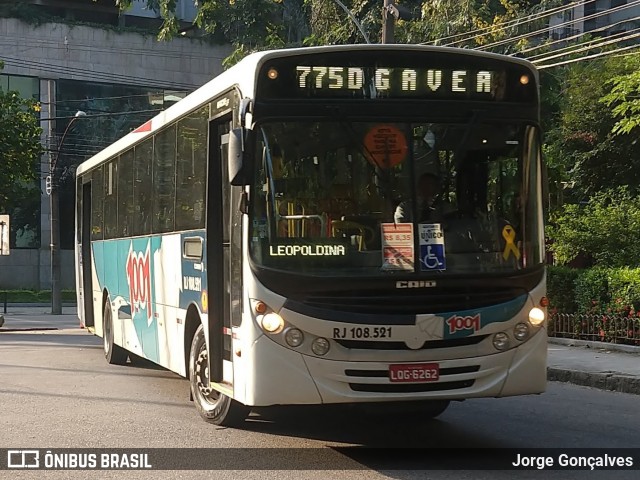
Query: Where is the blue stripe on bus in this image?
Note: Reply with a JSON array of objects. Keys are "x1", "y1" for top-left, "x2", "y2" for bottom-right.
[{"x1": 93, "y1": 232, "x2": 207, "y2": 363}]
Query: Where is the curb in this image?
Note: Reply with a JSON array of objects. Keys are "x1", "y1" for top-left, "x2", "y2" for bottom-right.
[
  {"x1": 547, "y1": 367, "x2": 640, "y2": 395},
  {"x1": 1, "y1": 303, "x2": 77, "y2": 308},
  {"x1": 549, "y1": 337, "x2": 640, "y2": 354},
  {"x1": 0, "y1": 327, "x2": 59, "y2": 333}
]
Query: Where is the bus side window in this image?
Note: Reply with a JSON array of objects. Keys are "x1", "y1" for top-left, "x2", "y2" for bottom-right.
[
  {"x1": 103, "y1": 160, "x2": 118, "y2": 239},
  {"x1": 118, "y1": 149, "x2": 134, "y2": 237},
  {"x1": 176, "y1": 106, "x2": 208, "y2": 230},
  {"x1": 133, "y1": 139, "x2": 153, "y2": 236},
  {"x1": 91, "y1": 166, "x2": 103, "y2": 240},
  {"x1": 153, "y1": 125, "x2": 177, "y2": 233}
]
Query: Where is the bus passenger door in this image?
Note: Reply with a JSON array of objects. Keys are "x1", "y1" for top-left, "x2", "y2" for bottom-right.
[
  {"x1": 81, "y1": 179, "x2": 94, "y2": 328},
  {"x1": 207, "y1": 114, "x2": 238, "y2": 384}
]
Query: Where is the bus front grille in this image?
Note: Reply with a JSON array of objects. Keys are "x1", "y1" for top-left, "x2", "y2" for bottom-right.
[
  {"x1": 335, "y1": 335, "x2": 488, "y2": 350},
  {"x1": 348, "y1": 380, "x2": 474, "y2": 393},
  {"x1": 300, "y1": 288, "x2": 525, "y2": 315}
]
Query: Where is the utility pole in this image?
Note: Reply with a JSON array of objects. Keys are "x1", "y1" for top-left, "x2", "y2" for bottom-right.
[
  {"x1": 382, "y1": 0, "x2": 395, "y2": 44},
  {"x1": 50, "y1": 110, "x2": 86, "y2": 314},
  {"x1": 382, "y1": 1, "x2": 414, "y2": 44}
]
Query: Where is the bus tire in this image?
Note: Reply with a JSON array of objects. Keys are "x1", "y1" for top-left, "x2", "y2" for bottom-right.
[
  {"x1": 103, "y1": 300, "x2": 128, "y2": 365},
  {"x1": 189, "y1": 324, "x2": 249, "y2": 426}
]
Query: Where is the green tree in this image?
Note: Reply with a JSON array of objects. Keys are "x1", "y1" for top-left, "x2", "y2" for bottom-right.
[
  {"x1": 117, "y1": 1, "x2": 560, "y2": 61},
  {"x1": 117, "y1": 0, "x2": 303, "y2": 66},
  {"x1": 0, "y1": 63, "x2": 43, "y2": 247},
  {"x1": 543, "y1": 55, "x2": 640, "y2": 206},
  {"x1": 602, "y1": 54, "x2": 640, "y2": 136},
  {"x1": 398, "y1": 1, "x2": 559, "y2": 51},
  {"x1": 547, "y1": 187, "x2": 640, "y2": 267}
]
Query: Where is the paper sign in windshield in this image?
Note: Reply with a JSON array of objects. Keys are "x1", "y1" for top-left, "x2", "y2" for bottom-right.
[
  {"x1": 381, "y1": 223, "x2": 414, "y2": 271},
  {"x1": 419, "y1": 223, "x2": 446, "y2": 271},
  {"x1": 363, "y1": 125, "x2": 408, "y2": 169}
]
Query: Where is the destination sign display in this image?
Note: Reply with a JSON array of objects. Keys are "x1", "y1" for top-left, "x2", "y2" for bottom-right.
[
  {"x1": 295, "y1": 66, "x2": 494, "y2": 97},
  {"x1": 256, "y1": 50, "x2": 537, "y2": 102}
]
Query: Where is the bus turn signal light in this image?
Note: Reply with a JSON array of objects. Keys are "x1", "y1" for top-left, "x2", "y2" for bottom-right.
[{"x1": 254, "y1": 301, "x2": 267, "y2": 315}]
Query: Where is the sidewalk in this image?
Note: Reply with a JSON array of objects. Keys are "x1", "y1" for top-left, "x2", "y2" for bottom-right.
[
  {"x1": 0, "y1": 304, "x2": 80, "y2": 331},
  {"x1": 548, "y1": 338, "x2": 640, "y2": 395},
  {"x1": 1, "y1": 305, "x2": 639, "y2": 395}
]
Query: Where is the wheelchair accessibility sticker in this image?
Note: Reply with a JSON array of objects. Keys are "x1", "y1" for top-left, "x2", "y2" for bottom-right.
[{"x1": 419, "y1": 223, "x2": 446, "y2": 271}]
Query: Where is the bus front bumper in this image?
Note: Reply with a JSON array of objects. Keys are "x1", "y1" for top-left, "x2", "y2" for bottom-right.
[{"x1": 241, "y1": 327, "x2": 547, "y2": 406}]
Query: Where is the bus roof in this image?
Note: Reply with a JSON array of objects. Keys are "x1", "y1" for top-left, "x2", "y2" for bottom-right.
[{"x1": 76, "y1": 44, "x2": 537, "y2": 176}]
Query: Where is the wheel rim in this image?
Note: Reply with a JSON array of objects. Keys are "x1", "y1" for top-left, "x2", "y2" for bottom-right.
[
  {"x1": 194, "y1": 343, "x2": 221, "y2": 406},
  {"x1": 103, "y1": 312, "x2": 110, "y2": 355}
]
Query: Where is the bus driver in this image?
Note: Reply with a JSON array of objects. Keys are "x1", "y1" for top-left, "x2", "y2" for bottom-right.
[{"x1": 394, "y1": 173, "x2": 442, "y2": 224}]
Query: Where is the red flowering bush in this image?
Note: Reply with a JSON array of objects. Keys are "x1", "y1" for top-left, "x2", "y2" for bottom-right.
[{"x1": 548, "y1": 266, "x2": 640, "y2": 344}]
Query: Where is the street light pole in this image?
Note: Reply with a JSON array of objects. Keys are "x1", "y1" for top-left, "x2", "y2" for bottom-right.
[
  {"x1": 382, "y1": 0, "x2": 395, "y2": 44},
  {"x1": 382, "y1": 1, "x2": 414, "y2": 43},
  {"x1": 50, "y1": 110, "x2": 86, "y2": 315}
]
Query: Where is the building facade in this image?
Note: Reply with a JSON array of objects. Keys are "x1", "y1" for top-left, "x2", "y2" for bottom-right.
[
  {"x1": 0, "y1": 0, "x2": 231, "y2": 290},
  {"x1": 550, "y1": 0, "x2": 640, "y2": 41}
]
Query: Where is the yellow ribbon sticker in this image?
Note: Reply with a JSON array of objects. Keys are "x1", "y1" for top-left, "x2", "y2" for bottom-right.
[{"x1": 502, "y1": 225, "x2": 521, "y2": 260}]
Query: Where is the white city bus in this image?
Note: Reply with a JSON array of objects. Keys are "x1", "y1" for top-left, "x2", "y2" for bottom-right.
[{"x1": 75, "y1": 44, "x2": 548, "y2": 426}]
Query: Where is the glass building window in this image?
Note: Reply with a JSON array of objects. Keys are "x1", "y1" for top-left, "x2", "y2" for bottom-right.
[{"x1": 0, "y1": 73, "x2": 40, "y2": 248}]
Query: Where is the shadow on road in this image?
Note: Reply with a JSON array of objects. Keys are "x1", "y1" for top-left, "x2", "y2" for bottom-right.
[{"x1": 244, "y1": 403, "x2": 510, "y2": 449}]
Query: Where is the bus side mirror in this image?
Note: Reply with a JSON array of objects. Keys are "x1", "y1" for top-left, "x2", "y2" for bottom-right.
[{"x1": 228, "y1": 128, "x2": 253, "y2": 186}]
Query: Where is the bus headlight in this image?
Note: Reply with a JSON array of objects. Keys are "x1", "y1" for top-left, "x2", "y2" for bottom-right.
[
  {"x1": 514, "y1": 322, "x2": 529, "y2": 341},
  {"x1": 528, "y1": 307, "x2": 546, "y2": 326},
  {"x1": 285, "y1": 328, "x2": 304, "y2": 347},
  {"x1": 261, "y1": 312, "x2": 284, "y2": 334},
  {"x1": 311, "y1": 337, "x2": 330, "y2": 356},
  {"x1": 492, "y1": 332, "x2": 510, "y2": 351}
]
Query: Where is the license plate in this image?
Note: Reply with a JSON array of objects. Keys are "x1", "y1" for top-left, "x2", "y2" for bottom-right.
[{"x1": 389, "y1": 363, "x2": 439, "y2": 383}]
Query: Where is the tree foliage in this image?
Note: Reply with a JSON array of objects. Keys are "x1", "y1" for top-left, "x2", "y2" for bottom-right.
[
  {"x1": 0, "y1": 63, "x2": 43, "y2": 245},
  {"x1": 117, "y1": 0, "x2": 560, "y2": 63},
  {"x1": 602, "y1": 55, "x2": 640, "y2": 136},
  {"x1": 542, "y1": 55, "x2": 640, "y2": 206},
  {"x1": 547, "y1": 188, "x2": 640, "y2": 268}
]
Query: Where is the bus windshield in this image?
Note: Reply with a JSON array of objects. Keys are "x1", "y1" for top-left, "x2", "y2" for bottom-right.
[{"x1": 249, "y1": 120, "x2": 543, "y2": 277}]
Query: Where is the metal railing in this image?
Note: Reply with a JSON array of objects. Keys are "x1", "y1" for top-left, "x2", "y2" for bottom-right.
[{"x1": 549, "y1": 312, "x2": 640, "y2": 345}]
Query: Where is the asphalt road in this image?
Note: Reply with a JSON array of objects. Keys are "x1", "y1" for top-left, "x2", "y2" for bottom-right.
[{"x1": 1, "y1": 324, "x2": 640, "y2": 479}]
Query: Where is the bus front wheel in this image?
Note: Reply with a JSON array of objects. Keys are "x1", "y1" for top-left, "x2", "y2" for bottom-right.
[
  {"x1": 103, "y1": 300, "x2": 128, "y2": 365},
  {"x1": 189, "y1": 324, "x2": 249, "y2": 426}
]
